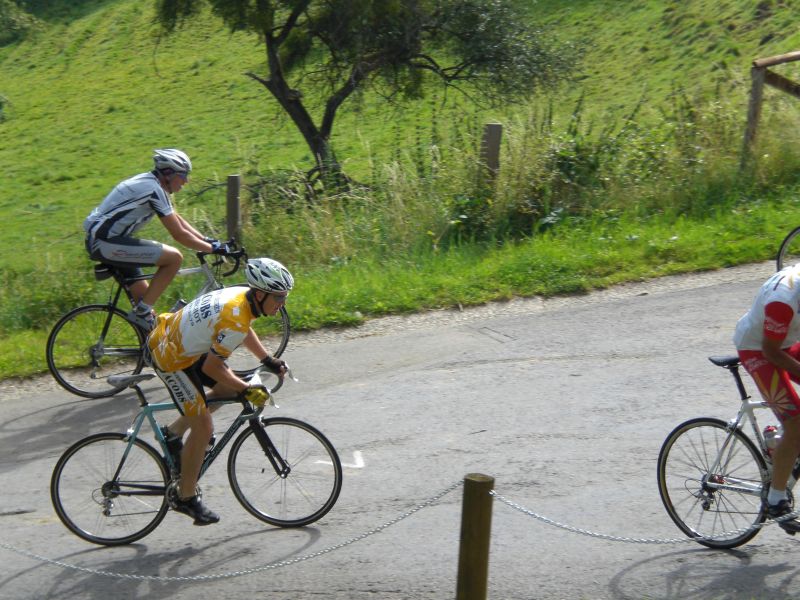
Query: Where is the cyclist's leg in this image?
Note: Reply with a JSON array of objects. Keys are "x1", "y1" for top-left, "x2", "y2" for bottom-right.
[
  {"x1": 162, "y1": 356, "x2": 224, "y2": 439},
  {"x1": 141, "y1": 245, "x2": 183, "y2": 308},
  {"x1": 114, "y1": 264, "x2": 147, "y2": 306},
  {"x1": 88, "y1": 236, "x2": 162, "y2": 304},
  {"x1": 152, "y1": 362, "x2": 212, "y2": 496},
  {"x1": 739, "y1": 350, "x2": 800, "y2": 504}
]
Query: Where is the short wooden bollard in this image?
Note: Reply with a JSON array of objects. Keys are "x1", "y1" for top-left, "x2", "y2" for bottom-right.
[
  {"x1": 480, "y1": 123, "x2": 503, "y2": 179},
  {"x1": 456, "y1": 473, "x2": 495, "y2": 600}
]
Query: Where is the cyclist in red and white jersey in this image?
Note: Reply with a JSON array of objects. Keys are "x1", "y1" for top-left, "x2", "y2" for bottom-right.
[
  {"x1": 84, "y1": 149, "x2": 229, "y2": 329},
  {"x1": 735, "y1": 263, "x2": 800, "y2": 533},
  {"x1": 146, "y1": 257, "x2": 292, "y2": 525}
]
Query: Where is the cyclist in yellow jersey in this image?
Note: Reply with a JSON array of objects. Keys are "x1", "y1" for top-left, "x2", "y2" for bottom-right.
[{"x1": 146, "y1": 257, "x2": 293, "y2": 525}]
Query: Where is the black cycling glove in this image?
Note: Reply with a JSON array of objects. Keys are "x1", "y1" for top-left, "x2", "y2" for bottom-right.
[
  {"x1": 260, "y1": 355, "x2": 287, "y2": 375},
  {"x1": 210, "y1": 240, "x2": 230, "y2": 255}
]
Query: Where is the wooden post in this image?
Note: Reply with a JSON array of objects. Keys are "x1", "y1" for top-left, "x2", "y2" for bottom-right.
[
  {"x1": 741, "y1": 66, "x2": 766, "y2": 168},
  {"x1": 226, "y1": 174, "x2": 241, "y2": 244},
  {"x1": 456, "y1": 473, "x2": 495, "y2": 600},
  {"x1": 480, "y1": 123, "x2": 503, "y2": 179}
]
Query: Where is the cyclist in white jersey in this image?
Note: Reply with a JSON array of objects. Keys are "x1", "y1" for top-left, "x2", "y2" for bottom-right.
[
  {"x1": 735, "y1": 263, "x2": 800, "y2": 534},
  {"x1": 83, "y1": 149, "x2": 230, "y2": 329},
  {"x1": 146, "y1": 257, "x2": 293, "y2": 525}
]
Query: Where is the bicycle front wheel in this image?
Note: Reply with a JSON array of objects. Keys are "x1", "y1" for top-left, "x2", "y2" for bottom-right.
[
  {"x1": 46, "y1": 304, "x2": 146, "y2": 398},
  {"x1": 777, "y1": 226, "x2": 800, "y2": 271},
  {"x1": 228, "y1": 417, "x2": 342, "y2": 527},
  {"x1": 50, "y1": 433, "x2": 169, "y2": 545},
  {"x1": 657, "y1": 417, "x2": 769, "y2": 549}
]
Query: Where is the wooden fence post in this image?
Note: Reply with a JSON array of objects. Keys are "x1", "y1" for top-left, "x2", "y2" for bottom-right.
[
  {"x1": 480, "y1": 123, "x2": 503, "y2": 179},
  {"x1": 226, "y1": 174, "x2": 241, "y2": 244},
  {"x1": 456, "y1": 473, "x2": 495, "y2": 600},
  {"x1": 741, "y1": 66, "x2": 766, "y2": 169}
]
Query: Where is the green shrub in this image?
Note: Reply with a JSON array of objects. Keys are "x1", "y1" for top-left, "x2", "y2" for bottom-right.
[{"x1": 0, "y1": 0, "x2": 39, "y2": 46}]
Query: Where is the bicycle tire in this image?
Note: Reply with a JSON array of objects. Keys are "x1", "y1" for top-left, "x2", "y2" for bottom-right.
[
  {"x1": 777, "y1": 226, "x2": 800, "y2": 271},
  {"x1": 229, "y1": 306, "x2": 291, "y2": 374},
  {"x1": 50, "y1": 432, "x2": 169, "y2": 546},
  {"x1": 46, "y1": 304, "x2": 146, "y2": 398},
  {"x1": 227, "y1": 416, "x2": 342, "y2": 527},
  {"x1": 657, "y1": 417, "x2": 769, "y2": 549}
]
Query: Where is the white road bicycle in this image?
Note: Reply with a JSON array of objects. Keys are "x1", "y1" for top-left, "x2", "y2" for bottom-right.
[{"x1": 657, "y1": 354, "x2": 800, "y2": 549}]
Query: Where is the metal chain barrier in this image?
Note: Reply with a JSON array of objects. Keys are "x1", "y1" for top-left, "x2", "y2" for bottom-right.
[
  {"x1": 7, "y1": 478, "x2": 800, "y2": 582},
  {"x1": 490, "y1": 489, "x2": 800, "y2": 544},
  {"x1": 0, "y1": 480, "x2": 463, "y2": 582}
]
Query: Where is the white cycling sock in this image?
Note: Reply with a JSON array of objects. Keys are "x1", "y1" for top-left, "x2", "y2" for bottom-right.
[
  {"x1": 768, "y1": 487, "x2": 787, "y2": 505},
  {"x1": 134, "y1": 300, "x2": 152, "y2": 315}
]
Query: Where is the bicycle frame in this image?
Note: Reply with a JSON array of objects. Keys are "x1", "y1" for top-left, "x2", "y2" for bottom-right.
[
  {"x1": 706, "y1": 359, "x2": 800, "y2": 497},
  {"x1": 107, "y1": 253, "x2": 234, "y2": 310},
  {"x1": 120, "y1": 383, "x2": 288, "y2": 484}
]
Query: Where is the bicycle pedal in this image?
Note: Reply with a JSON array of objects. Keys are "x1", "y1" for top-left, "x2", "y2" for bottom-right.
[{"x1": 165, "y1": 481, "x2": 180, "y2": 509}]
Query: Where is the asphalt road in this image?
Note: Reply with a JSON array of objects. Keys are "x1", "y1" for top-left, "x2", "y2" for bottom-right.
[{"x1": 3, "y1": 260, "x2": 800, "y2": 600}]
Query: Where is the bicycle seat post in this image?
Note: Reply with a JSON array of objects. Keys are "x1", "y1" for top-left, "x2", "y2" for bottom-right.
[
  {"x1": 727, "y1": 364, "x2": 750, "y2": 403},
  {"x1": 132, "y1": 384, "x2": 149, "y2": 407}
]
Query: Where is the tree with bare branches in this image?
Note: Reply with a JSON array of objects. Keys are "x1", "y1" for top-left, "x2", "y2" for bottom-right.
[{"x1": 156, "y1": 0, "x2": 574, "y2": 176}]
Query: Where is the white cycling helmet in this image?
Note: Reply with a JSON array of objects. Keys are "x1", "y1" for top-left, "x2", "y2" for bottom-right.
[
  {"x1": 153, "y1": 148, "x2": 192, "y2": 174},
  {"x1": 245, "y1": 258, "x2": 294, "y2": 293}
]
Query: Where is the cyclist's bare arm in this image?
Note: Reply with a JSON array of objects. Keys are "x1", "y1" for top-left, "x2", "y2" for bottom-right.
[
  {"x1": 762, "y1": 336, "x2": 800, "y2": 380},
  {"x1": 202, "y1": 352, "x2": 249, "y2": 395},
  {"x1": 159, "y1": 213, "x2": 213, "y2": 254},
  {"x1": 176, "y1": 213, "x2": 207, "y2": 241},
  {"x1": 242, "y1": 328, "x2": 269, "y2": 362}
]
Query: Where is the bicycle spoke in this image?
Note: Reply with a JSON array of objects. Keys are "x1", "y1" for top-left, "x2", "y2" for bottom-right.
[
  {"x1": 658, "y1": 418, "x2": 768, "y2": 549},
  {"x1": 51, "y1": 434, "x2": 168, "y2": 545},
  {"x1": 228, "y1": 417, "x2": 342, "y2": 527}
]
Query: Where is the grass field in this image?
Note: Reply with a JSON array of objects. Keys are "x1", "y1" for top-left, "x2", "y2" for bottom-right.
[{"x1": 3, "y1": 0, "x2": 800, "y2": 380}]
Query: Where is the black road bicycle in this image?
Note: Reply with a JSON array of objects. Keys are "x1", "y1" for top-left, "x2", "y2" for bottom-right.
[{"x1": 50, "y1": 370, "x2": 342, "y2": 545}]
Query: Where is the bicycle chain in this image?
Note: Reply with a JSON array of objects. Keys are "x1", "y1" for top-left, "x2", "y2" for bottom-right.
[{"x1": 0, "y1": 480, "x2": 464, "y2": 582}]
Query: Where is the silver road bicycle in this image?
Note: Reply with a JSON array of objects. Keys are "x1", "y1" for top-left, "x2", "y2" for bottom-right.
[
  {"x1": 46, "y1": 244, "x2": 290, "y2": 398},
  {"x1": 657, "y1": 354, "x2": 800, "y2": 548}
]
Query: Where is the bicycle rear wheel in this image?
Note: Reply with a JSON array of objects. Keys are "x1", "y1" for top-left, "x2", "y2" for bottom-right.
[
  {"x1": 228, "y1": 306, "x2": 291, "y2": 374},
  {"x1": 657, "y1": 417, "x2": 769, "y2": 549},
  {"x1": 46, "y1": 304, "x2": 146, "y2": 398},
  {"x1": 228, "y1": 416, "x2": 342, "y2": 527},
  {"x1": 777, "y1": 226, "x2": 800, "y2": 271},
  {"x1": 50, "y1": 433, "x2": 169, "y2": 545}
]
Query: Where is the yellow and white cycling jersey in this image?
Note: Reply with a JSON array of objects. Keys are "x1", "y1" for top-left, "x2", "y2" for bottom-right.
[{"x1": 148, "y1": 286, "x2": 255, "y2": 371}]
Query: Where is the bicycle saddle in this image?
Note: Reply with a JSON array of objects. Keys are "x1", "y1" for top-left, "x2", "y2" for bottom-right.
[{"x1": 708, "y1": 355, "x2": 740, "y2": 368}]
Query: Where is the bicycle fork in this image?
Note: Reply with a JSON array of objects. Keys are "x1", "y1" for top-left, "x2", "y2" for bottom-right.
[{"x1": 249, "y1": 417, "x2": 291, "y2": 478}]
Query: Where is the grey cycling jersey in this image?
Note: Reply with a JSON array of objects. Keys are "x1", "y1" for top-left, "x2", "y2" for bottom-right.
[{"x1": 84, "y1": 172, "x2": 174, "y2": 240}]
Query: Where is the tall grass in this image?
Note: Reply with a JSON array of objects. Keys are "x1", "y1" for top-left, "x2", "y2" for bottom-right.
[
  {"x1": 3, "y1": 87, "x2": 800, "y2": 342},
  {"x1": 238, "y1": 87, "x2": 800, "y2": 267}
]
